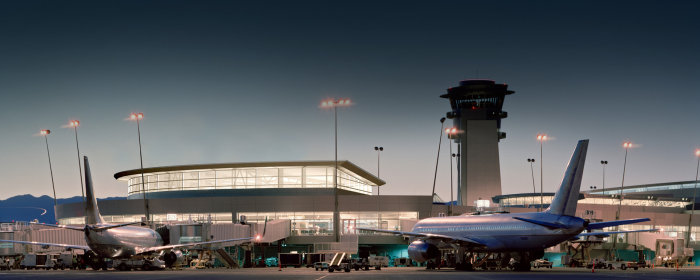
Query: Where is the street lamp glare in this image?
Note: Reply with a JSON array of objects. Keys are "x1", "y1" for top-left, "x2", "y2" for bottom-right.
[
  {"x1": 695, "y1": 150, "x2": 699, "y2": 156},
  {"x1": 138, "y1": 113, "x2": 143, "y2": 119},
  {"x1": 131, "y1": 114, "x2": 136, "y2": 119},
  {"x1": 451, "y1": 128, "x2": 457, "y2": 133},
  {"x1": 445, "y1": 128, "x2": 450, "y2": 133}
]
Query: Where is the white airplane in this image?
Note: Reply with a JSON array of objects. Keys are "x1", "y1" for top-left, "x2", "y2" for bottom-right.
[
  {"x1": 0, "y1": 156, "x2": 255, "y2": 270},
  {"x1": 359, "y1": 140, "x2": 658, "y2": 271}
]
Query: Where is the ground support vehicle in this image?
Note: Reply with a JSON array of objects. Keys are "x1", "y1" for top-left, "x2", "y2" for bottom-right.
[
  {"x1": 350, "y1": 258, "x2": 370, "y2": 271},
  {"x1": 533, "y1": 258, "x2": 553, "y2": 269},
  {"x1": 0, "y1": 258, "x2": 12, "y2": 270},
  {"x1": 368, "y1": 256, "x2": 388, "y2": 270},
  {"x1": 637, "y1": 260, "x2": 650, "y2": 268},
  {"x1": 586, "y1": 258, "x2": 606, "y2": 269},
  {"x1": 20, "y1": 253, "x2": 36, "y2": 270},
  {"x1": 305, "y1": 253, "x2": 326, "y2": 268},
  {"x1": 113, "y1": 259, "x2": 166, "y2": 271},
  {"x1": 278, "y1": 253, "x2": 303, "y2": 268},
  {"x1": 314, "y1": 262, "x2": 328, "y2": 271},
  {"x1": 48, "y1": 254, "x2": 71, "y2": 270},
  {"x1": 35, "y1": 254, "x2": 53, "y2": 270},
  {"x1": 606, "y1": 260, "x2": 638, "y2": 270},
  {"x1": 394, "y1": 257, "x2": 413, "y2": 267}
]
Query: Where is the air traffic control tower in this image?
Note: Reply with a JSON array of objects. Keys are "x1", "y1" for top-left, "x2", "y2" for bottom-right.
[{"x1": 441, "y1": 79, "x2": 514, "y2": 206}]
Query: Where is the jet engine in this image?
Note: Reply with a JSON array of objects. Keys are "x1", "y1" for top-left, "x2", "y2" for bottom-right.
[
  {"x1": 407, "y1": 241, "x2": 440, "y2": 262},
  {"x1": 164, "y1": 250, "x2": 185, "y2": 267}
]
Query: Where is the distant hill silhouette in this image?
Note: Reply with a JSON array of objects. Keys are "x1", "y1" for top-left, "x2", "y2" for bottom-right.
[{"x1": 0, "y1": 195, "x2": 125, "y2": 224}]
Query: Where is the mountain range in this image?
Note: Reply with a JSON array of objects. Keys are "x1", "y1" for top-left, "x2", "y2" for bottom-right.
[{"x1": 0, "y1": 195, "x2": 125, "y2": 224}]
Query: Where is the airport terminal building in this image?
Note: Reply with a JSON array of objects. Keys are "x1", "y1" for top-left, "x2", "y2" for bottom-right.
[{"x1": 55, "y1": 160, "x2": 440, "y2": 256}]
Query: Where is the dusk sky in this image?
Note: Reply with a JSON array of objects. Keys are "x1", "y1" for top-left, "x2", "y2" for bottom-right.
[{"x1": 1, "y1": 1, "x2": 698, "y2": 202}]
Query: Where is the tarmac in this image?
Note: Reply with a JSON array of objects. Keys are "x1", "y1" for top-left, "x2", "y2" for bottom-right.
[{"x1": 1, "y1": 266, "x2": 700, "y2": 279}]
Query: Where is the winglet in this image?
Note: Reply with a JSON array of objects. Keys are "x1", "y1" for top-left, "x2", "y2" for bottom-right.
[
  {"x1": 545, "y1": 140, "x2": 589, "y2": 216},
  {"x1": 84, "y1": 156, "x2": 105, "y2": 224}
]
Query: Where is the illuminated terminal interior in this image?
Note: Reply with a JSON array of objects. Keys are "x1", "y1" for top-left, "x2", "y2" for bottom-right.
[{"x1": 116, "y1": 161, "x2": 378, "y2": 197}]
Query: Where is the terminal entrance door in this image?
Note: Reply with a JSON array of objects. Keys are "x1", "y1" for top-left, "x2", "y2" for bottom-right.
[{"x1": 342, "y1": 219, "x2": 356, "y2": 235}]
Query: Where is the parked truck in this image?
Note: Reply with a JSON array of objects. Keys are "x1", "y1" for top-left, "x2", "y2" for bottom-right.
[
  {"x1": 278, "y1": 253, "x2": 303, "y2": 268},
  {"x1": 368, "y1": 256, "x2": 389, "y2": 270}
]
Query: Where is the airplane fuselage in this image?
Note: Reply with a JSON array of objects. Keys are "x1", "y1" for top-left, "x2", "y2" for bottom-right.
[
  {"x1": 85, "y1": 225, "x2": 163, "y2": 258},
  {"x1": 412, "y1": 212, "x2": 586, "y2": 252}
]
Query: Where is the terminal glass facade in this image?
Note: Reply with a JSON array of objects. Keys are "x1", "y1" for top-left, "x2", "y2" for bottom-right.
[
  {"x1": 125, "y1": 167, "x2": 373, "y2": 196},
  {"x1": 588, "y1": 182, "x2": 700, "y2": 195},
  {"x1": 238, "y1": 211, "x2": 418, "y2": 236},
  {"x1": 58, "y1": 212, "x2": 234, "y2": 225},
  {"x1": 497, "y1": 195, "x2": 554, "y2": 208}
]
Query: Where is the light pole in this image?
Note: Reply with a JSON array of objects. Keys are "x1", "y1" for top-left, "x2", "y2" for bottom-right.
[
  {"x1": 612, "y1": 142, "x2": 631, "y2": 253},
  {"x1": 374, "y1": 147, "x2": 383, "y2": 195},
  {"x1": 617, "y1": 142, "x2": 632, "y2": 221},
  {"x1": 452, "y1": 152, "x2": 460, "y2": 215},
  {"x1": 130, "y1": 113, "x2": 150, "y2": 225},
  {"x1": 687, "y1": 150, "x2": 700, "y2": 248},
  {"x1": 446, "y1": 127, "x2": 456, "y2": 215},
  {"x1": 537, "y1": 135, "x2": 547, "y2": 212},
  {"x1": 431, "y1": 118, "x2": 447, "y2": 197},
  {"x1": 527, "y1": 159, "x2": 536, "y2": 195},
  {"x1": 40, "y1": 130, "x2": 57, "y2": 206},
  {"x1": 601, "y1": 161, "x2": 608, "y2": 194},
  {"x1": 69, "y1": 120, "x2": 86, "y2": 220},
  {"x1": 321, "y1": 99, "x2": 351, "y2": 242}
]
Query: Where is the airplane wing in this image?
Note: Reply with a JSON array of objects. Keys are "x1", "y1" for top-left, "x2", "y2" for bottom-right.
[
  {"x1": 356, "y1": 228, "x2": 486, "y2": 246},
  {"x1": 577, "y1": 229, "x2": 659, "y2": 238},
  {"x1": 586, "y1": 218, "x2": 651, "y2": 230},
  {"x1": 135, "y1": 237, "x2": 255, "y2": 254},
  {"x1": 33, "y1": 222, "x2": 142, "y2": 232},
  {"x1": 0, "y1": 239, "x2": 90, "y2": 251},
  {"x1": 32, "y1": 224, "x2": 85, "y2": 231}
]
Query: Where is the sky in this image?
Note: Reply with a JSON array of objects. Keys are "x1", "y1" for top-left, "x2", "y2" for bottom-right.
[{"x1": 0, "y1": 0, "x2": 698, "y2": 201}]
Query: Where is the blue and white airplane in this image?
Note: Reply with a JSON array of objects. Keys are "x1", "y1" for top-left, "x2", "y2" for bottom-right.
[{"x1": 360, "y1": 140, "x2": 656, "y2": 271}]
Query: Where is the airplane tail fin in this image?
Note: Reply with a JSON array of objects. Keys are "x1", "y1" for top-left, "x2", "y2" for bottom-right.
[
  {"x1": 545, "y1": 140, "x2": 589, "y2": 216},
  {"x1": 84, "y1": 156, "x2": 105, "y2": 224}
]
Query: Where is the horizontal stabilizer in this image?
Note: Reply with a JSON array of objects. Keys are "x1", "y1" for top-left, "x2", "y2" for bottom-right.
[
  {"x1": 577, "y1": 229, "x2": 659, "y2": 238},
  {"x1": 513, "y1": 217, "x2": 567, "y2": 229},
  {"x1": 586, "y1": 218, "x2": 651, "y2": 230}
]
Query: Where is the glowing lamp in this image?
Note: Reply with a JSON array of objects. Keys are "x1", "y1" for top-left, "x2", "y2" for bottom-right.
[
  {"x1": 445, "y1": 128, "x2": 450, "y2": 133},
  {"x1": 696, "y1": 150, "x2": 699, "y2": 156},
  {"x1": 138, "y1": 113, "x2": 143, "y2": 119},
  {"x1": 131, "y1": 114, "x2": 136, "y2": 119},
  {"x1": 322, "y1": 101, "x2": 328, "y2": 107},
  {"x1": 451, "y1": 128, "x2": 457, "y2": 133}
]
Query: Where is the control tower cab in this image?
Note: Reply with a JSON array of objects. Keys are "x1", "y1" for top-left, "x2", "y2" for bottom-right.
[{"x1": 441, "y1": 79, "x2": 514, "y2": 207}]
